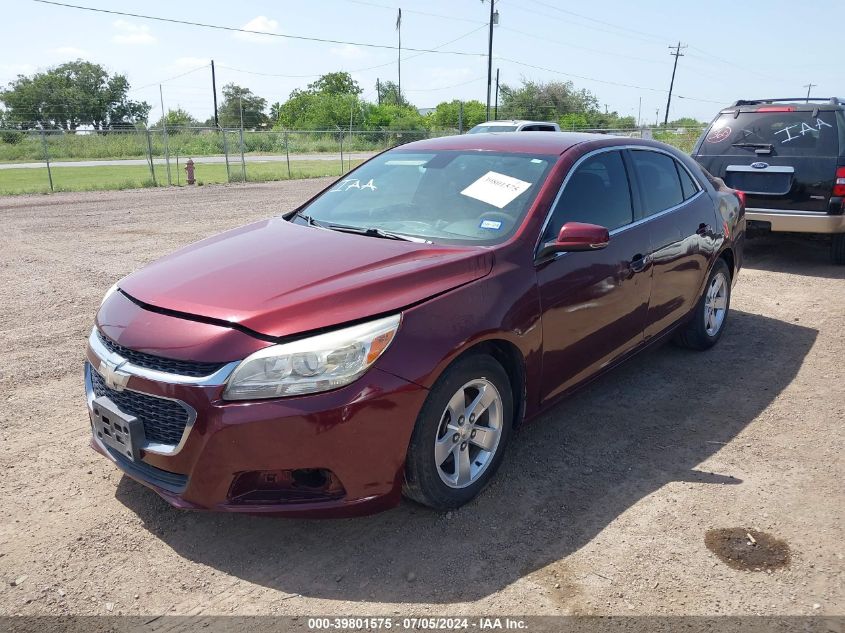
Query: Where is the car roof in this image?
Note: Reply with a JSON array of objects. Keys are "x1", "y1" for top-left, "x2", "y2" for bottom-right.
[{"x1": 396, "y1": 131, "x2": 668, "y2": 156}]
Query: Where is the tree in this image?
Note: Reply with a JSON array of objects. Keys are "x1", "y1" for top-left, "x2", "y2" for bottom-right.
[
  {"x1": 499, "y1": 78, "x2": 598, "y2": 121},
  {"x1": 364, "y1": 103, "x2": 427, "y2": 131},
  {"x1": 0, "y1": 60, "x2": 150, "y2": 131},
  {"x1": 269, "y1": 102, "x2": 283, "y2": 124},
  {"x1": 274, "y1": 72, "x2": 366, "y2": 130},
  {"x1": 376, "y1": 80, "x2": 409, "y2": 107},
  {"x1": 308, "y1": 72, "x2": 361, "y2": 96},
  {"x1": 430, "y1": 99, "x2": 486, "y2": 130},
  {"x1": 218, "y1": 83, "x2": 269, "y2": 129},
  {"x1": 154, "y1": 107, "x2": 200, "y2": 129}
]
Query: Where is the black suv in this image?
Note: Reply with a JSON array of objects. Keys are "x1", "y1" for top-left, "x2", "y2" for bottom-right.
[{"x1": 692, "y1": 98, "x2": 845, "y2": 264}]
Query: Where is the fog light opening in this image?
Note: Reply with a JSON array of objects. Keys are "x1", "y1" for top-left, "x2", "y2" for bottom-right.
[{"x1": 227, "y1": 468, "x2": 345, "y2": 505}]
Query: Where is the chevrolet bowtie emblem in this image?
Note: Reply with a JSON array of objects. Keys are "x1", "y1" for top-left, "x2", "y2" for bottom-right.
[{"x1": 99, "y1": 359, "x2": 131, "y2": 392}]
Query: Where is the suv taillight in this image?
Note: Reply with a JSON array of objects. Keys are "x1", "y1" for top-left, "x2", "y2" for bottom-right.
[{"x1": 834, "y1": 167, "x2": 845, "y2": 197}]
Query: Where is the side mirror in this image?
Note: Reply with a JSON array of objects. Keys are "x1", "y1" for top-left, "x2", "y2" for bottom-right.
[{"x1": 537, "y1": 222, "x2": 610, "y2": 261}]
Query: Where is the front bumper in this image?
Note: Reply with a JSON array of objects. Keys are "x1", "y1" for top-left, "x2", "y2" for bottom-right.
[
  {"x1": 745, "y1": 208, "x2": 845, "y2": 234},
  {"x1": 85, "y1": 331, "x2": 429, "y2": 517}
]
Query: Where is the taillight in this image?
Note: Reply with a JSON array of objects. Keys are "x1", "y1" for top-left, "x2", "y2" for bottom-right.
[
  {"x1": 734, "y1": 190, "x2": 746, "y2": 209},
  {"x1": 834, "y1": 167, "x2": 845, "y2": 197},
  {"x1": 756, "y1": 106, "x2": 796, "y2": 112}
]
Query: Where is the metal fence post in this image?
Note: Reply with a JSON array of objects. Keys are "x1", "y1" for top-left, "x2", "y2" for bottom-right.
[
  {"x1": 284, "y1": 129, "x2": 291, "y2": 179},
  {"x1": 220, "y1": 128, "x2": 231, "y2": 183},
  {"x1": 238, "y1": 127, "x2": 247, "y2": 182},
  {"x1": 339, "y1": 131, "x2": 344, "y2": 176},
  {"x1": 40, "y1": 129, "x2": 54, "y2": 192},
  {"x1": 145, "y1": 128, "x2": 157, "y2": 186},
  {"x1": 162, "y1": 127, "x2": 172, "y2": 186}
]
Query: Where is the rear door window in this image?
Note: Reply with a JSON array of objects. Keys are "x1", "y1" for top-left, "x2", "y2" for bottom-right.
[
  {"x1": 698, "y1": 110, "x2": 839, "y2": 156},
  {"x1": 630, "y1": 150, "x2": 685, "y2": 215},
  {"x1": 676, "y1": 163, "x2": 700, "y2": 200}
]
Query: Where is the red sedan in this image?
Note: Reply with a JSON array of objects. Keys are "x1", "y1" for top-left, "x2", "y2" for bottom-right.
[{"x1": 86, "y1": 132, "x2": 745, "y2": 517}]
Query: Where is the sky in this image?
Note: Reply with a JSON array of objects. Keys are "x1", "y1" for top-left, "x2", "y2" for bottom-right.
[{"x1": 1, "y1": 0, "x2": 842, "y2": 125}]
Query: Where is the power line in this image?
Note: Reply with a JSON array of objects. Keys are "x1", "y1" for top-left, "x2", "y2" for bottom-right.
[
  {"x1": 496, "y1": 56, "x2": 728, "y2": 105},
  {"x1": 344, "y1": 0, "x2": 486, "y2": 25},
  {"x1": 524, "y1": 0, "x2": 670, "y2": 44},
  {"x1": 30, "y1": 0, "x2": 484, "y2": 57},
  {"x1": 217, "y1": 24, "x2": 486, "y2": 81}
]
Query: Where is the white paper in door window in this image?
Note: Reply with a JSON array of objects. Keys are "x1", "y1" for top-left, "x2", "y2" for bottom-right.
[{"x1": 460, "y1": 171, "x2": 532, "y2": 209}]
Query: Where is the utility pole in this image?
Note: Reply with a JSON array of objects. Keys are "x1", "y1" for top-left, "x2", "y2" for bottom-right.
[
  {"x1": 637, "y1": 96, "x2": 642, "y2": 128},
  {"x1": 396, "y1": 9, "x2": 402, "y2": 100},
  {"x1": 211, "y1": 59, "x2": 219, "y2": 128},
  {"x1": 655, "y1": 108, "x2": 660, "y2": 127},
  {"x1": 664, "y1": 41, "x2": 686, "y2": 125},
  {"x1": 803, "y1": 83, "x2": 817, "y2": 102},
  {"x1": 494, "y1": 68, "x2": 500, "y2": 119},
  {"x1": 376, "y1": 78, "x2": 381, "y2": 105},
  {"x1": 485, "y1": 0, "x2": 497, "y2": 121}
]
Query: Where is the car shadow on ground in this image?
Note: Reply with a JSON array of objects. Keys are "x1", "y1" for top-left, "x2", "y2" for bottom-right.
[
  {"x1": 743, "y1": 232, "x2": 845, "y2": 280},
  {"x1": 116, "y1": 310, "x2": 816, "y2": 603}
]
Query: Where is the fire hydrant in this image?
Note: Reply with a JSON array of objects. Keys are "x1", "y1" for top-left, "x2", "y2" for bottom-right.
[{"x1": 185, "y1": 158, "x2": 195, "y2": 185}]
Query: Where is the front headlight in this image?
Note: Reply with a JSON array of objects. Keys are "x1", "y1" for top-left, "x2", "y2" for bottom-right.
[{"x1": 222, "y1": 314, "x2": 401, "y2": 400}]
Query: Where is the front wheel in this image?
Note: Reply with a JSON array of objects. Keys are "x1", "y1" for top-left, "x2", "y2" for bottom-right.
[
  {"x1": 403, "y1": 354, "x2": 513, "y2": 510},
  {"x1": 674, "y1": 258, "x2": 732, "y2": 350}
]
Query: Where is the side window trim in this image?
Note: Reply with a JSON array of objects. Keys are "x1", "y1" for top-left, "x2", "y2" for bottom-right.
[
  {"x1": 621, "y1": 149, "x2": 645, "y2": 222},
  {"x1": 534, "y1": 144, "x2": 705, "y2": 257}
]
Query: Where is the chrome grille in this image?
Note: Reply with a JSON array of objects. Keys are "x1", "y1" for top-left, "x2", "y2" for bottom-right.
[
  {"x1": 90, "y1": 365, "x2": 190, "y2": 446},
  {"x1": 96, "y1": 330, "x2": 226, "y2": 378}
]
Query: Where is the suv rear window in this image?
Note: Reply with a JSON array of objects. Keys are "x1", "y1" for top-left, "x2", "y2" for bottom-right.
[{"x1": 698, "y1": 110, "x2": 839, "y2": 157}]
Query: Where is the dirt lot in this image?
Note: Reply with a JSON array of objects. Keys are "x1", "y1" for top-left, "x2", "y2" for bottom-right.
[{"x1": 0, "y1": 182, "x2": 842, "y2": 618}]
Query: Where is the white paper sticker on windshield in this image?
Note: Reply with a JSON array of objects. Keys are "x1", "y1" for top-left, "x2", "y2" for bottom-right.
[{"x1": 460, "y1": 171, "x2": 532, "y2": 209}]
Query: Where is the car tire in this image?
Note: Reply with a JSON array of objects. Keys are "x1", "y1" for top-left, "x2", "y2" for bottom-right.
[
  {"x1": 403, "y1": 354, "x2": 513, "y2": 510},
  {"x1": 674, "y1": 258, "x2": 732, "y2": 351},
  {"x1": 832, "y1": 234, "x2": 845, "y2": 265}
]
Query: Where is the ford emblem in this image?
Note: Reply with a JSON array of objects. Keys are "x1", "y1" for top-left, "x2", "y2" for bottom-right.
[{"x1": 751, "y1": 162, "x2": 769, "y2": 169}]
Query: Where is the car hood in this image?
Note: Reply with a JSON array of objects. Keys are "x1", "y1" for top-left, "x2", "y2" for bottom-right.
[{"x1": 119, "y1": 217, "x2": 494, "y2": 339}]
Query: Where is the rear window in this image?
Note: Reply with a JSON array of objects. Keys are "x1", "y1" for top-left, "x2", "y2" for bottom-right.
[
  {"x1": 698, "y1": 110, "x2": 839, "y2": 157},
  {"x1": 468, "y1": 125, "x2": 518, "y2": 134}
]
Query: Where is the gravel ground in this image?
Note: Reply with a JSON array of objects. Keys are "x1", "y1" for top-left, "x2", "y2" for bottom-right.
[{"x1": 0, "y1": 181, "x2": 842, "y2": 618}]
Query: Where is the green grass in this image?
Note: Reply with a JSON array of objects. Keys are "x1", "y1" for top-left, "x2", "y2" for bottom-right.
[{"x1": 0, "y1": 159, "x2": 363, "y2": 195}]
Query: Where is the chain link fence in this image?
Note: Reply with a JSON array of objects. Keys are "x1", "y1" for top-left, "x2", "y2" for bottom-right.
[{"x1": 0, "y1": 126, "x2": 705, "y2": 195}]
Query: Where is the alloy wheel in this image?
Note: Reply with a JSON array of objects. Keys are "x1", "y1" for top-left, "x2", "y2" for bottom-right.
[
  {"x1": 704, "y1": 271, "x2": 728, "y2": 336},
  {"x1": 434, "y1": 378, "x2": 503, "y2": 489}
]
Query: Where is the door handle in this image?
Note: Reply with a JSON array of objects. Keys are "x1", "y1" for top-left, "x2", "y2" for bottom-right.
[{"x1": 630, "y1": 253, "x2": 648, "y2": 273}]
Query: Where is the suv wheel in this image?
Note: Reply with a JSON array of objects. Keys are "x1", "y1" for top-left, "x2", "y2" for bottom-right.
[
  {"x1": 675, "y1": 258, "x2": 731, "y2": 350},
  {"x1": 832, "y1": 234, "x2": 845, "y2": 265},
  {"x1": 403, "y1": 354, "x2": 513, "y2": 510}
]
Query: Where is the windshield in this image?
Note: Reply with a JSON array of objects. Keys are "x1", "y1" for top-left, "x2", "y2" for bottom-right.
[
  {"x1": 297, "y1": 149, "x2": 556, "y2": 245},
  {"x1": 698, "y1": 110, "x2": 839, "y2": 156},
  {"x1": 468, "y1": 125, "x2": 518, "y2": 134}
]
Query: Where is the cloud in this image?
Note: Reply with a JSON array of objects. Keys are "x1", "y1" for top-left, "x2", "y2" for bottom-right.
[
  {"x1": 330, "y1": 44, "x2": 367, "y2": 60},
  {"x1": 112, "y1": 19, "x2": 157, "y2": 45},
  {"x1": 235, "y1": 16, "x2": 280, "y2": 43},
  {"x1": 52, "y1": 46, "x2": 91, "y2": 58}
]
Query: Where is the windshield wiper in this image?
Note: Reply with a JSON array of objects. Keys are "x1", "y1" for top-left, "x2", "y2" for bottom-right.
[
  {"x1": 323, "y1": 223, "x2": 426, "y2": 242},
  {"x1": 731, "y1": 142, "x2": 774, "y2": 151},
  {"x1": 295, "y1": 211, "x2": 429, "y2": 242}
]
